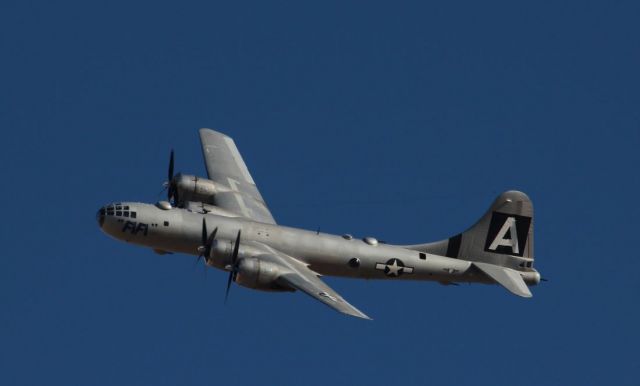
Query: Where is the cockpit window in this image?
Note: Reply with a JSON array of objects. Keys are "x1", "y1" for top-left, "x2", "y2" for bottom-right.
[{"x1": 103, "y1": 205, "x2": 134, "y2": 217}]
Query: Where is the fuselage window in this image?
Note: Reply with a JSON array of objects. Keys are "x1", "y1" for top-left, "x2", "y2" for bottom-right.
[
  {"x1": 163, "y1": 221, "x2": 169, "y2": 226},
  {"x1": 419, "y1": 253, "x2": 426, "y2": 260}
]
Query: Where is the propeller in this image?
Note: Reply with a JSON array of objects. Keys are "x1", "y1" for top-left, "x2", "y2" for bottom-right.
[
  {"x1": 224, "y1": 230, "x2": 241, "y2": 303},
  {"x1": 197, "y1": 218, "x2": 218, "y2": 265},
  {"x1": 161, "y1": 149, "x2": 179, "y2": 205}
]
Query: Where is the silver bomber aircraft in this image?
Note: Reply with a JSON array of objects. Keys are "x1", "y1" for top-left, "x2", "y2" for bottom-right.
[{"x1": 97, "y1": 128, "x2": 542, "y2": 320}]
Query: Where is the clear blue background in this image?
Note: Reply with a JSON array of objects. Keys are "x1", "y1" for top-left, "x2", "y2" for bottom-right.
[{"x1": 1, "y1": 1, "x2": 639, "y2": 385}]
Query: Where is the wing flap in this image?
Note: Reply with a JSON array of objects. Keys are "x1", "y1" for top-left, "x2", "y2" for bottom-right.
[{"x1": 474, "y1": 262, "x2": 532, "y2": 298}]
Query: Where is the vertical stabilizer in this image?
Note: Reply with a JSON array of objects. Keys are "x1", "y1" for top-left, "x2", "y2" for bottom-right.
[{"x1": 408, "y1": 191, "x2": 535, "y2": 270}]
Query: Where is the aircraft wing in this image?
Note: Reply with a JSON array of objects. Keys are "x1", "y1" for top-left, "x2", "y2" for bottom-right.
[
  {"x1": 278, "y1": 271, "x2": 372, "y2": 320},
  {"x1": 199, "y1": 128, "x2": 276, "y2": 224},
  {"x1": 251, "y1": 243, "x2": 372, "y2": 320}
]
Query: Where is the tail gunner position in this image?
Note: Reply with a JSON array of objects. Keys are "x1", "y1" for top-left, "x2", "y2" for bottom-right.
[{"x1": 97, "y1": 129, "x2": 542, "y2": 320}]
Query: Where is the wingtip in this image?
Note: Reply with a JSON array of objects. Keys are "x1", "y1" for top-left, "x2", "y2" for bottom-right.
[
  {"x1": 347, "y1": 310, "x2": 373, "y2": 321},
  {"x1": 199, "y1": 128, "x2": 231, "y2": 139}
]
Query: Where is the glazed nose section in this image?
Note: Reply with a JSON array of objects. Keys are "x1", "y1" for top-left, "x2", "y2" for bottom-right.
[{"x1": 96, "y1": 206, "x2": 106, "y2": 227}]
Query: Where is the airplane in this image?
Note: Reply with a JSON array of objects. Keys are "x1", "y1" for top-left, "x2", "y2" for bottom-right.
[{"x1": 97, "y1": 128, "x2": 542, "y2": 320}]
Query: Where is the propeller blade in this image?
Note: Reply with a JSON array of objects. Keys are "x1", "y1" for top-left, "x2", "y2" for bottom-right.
[
  {"x1": 224, "y1": 270, "x2": 233, "y2": 303},
  {"x1": 196, "y1": 218, "x2": 208, "y2": 264},
  {"x1": 201, "y1": 218, "x2": 207, "y2": 245},
  {"x1": 224, "y1": 230, "x2": 242, "y2": 304},
  {"x1": 205, "y1": 227, "x2": 218, "y2": 257},
  {"x1": 168, "y1": 149, "x2": 174, "y2": 181},
  {"x1": 231, "y1": 230, "x2": 241, "y2": 264},
  {"x1": 197, "y1": 219, "x2": 218, "y2": 265},
  {"x1": 166, "y1": 149, "x2": 177, "y2": 203}
]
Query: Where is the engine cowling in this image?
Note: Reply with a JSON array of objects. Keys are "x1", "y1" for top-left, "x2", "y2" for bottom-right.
[
  {"x1": 234, "y1": 258, "x2": 292, "y2": 292},
  {"x1": 173, "y1": 174, "x2": 229, "y2": 205}
]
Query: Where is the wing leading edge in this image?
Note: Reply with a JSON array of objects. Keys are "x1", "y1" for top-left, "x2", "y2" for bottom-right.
[{"x1": 199, "y1": 128, "x2": 276, "y2": 224}]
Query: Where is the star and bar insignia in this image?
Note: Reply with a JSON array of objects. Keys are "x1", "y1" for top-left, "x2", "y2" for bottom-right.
[{"x1": 375, "y1": 258, "x2": 414, "y2": 277}]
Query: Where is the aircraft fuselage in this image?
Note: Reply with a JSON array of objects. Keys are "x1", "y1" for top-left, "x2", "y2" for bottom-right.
[{"x1": 97, "y1": 201, "x2": 536, "y2": 286}]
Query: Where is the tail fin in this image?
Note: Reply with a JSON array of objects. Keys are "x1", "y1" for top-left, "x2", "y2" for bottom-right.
[{"x1": 409, "y1": 190, "x2": 535, "y2": 268}]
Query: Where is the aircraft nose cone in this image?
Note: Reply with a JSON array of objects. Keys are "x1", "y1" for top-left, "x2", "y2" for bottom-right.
[{"x1": 96, "y1": 207, "x2": 105, "y2": 228}]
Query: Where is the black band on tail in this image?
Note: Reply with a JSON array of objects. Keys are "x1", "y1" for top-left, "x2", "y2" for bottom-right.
[{"x1": 446, "y1": 234, "x2": 462, "y2": 258}]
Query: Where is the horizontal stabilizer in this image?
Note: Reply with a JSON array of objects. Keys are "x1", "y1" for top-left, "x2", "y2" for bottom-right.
[{"x1": 474, "y1": 262, "x2": 532, "y2": 298}]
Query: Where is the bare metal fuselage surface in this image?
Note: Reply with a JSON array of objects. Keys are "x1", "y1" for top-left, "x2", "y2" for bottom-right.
[{"x1": 98, "y1": 202, "x2": 535, "y2": 285}]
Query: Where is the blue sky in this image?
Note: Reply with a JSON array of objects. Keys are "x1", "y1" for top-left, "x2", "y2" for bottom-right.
[{"x1": 1, "y1": 1, "x2": 639, "y2": 385}]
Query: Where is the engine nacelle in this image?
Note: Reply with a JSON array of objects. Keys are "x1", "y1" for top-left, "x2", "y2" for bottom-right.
[
  {"x1": 235, "y1": 258, "x2": 292, "y2": 292},
  {"x1": 173, "y1": 174, "x2": 229, "y2": 205}
]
